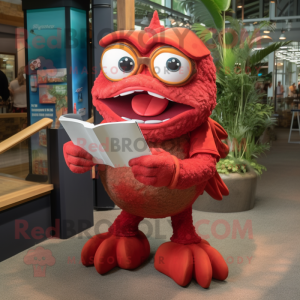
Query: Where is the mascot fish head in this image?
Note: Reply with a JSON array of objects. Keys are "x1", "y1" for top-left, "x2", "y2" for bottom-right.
[{"x1": 92, "y1": 11, "x2": 217, "y2": 142}]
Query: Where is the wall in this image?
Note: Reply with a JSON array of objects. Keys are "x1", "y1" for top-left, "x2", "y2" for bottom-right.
[{"x1": 0, "y1": 24, "x2": 17, "y2": 55}]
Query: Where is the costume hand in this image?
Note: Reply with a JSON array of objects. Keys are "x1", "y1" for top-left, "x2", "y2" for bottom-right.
[
  {"x1": 129, "y1": 148, "x2": 175, "y2": 187},
  {"x1": 63, "y1": 141, "x2": 96, "y2": 174}
]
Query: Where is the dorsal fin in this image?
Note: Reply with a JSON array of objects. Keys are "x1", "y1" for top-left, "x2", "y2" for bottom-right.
[{"x1": 145, "y1": 11, "x2": 168, "y2": 36}]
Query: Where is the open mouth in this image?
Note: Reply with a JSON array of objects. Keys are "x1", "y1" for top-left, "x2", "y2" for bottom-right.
[{"x1": 98, "y1": 88, "x2": 194, "y2": 125}]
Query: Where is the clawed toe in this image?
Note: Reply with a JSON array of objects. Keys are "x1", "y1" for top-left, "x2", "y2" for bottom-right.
[
  {"x1": 81, "y1": 232, "x2": 228, "y2": 288},
  {"x1": 81, "y1": 231, "x2": 150, "y2": 274},
  {"x1": 154, "y1": 241, "x2": 228, "y2": 288},
  {"x1": 81, "y1": 232, "x2": 111, "y2": 266}
]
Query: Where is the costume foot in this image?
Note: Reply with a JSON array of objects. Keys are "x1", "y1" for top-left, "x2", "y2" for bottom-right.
[
  {"x1": 154, "y1": 240, "x2": 228, "y2": 288},
  {"x1": 81, "y1": 230, "x2": 150, "y2": 274}
]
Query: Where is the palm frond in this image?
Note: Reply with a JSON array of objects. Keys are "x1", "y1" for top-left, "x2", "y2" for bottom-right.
[
  {"x1": 225, "y1": 16, "x2": 242, "y2": 33},
  {"x1": 249, "y1": 41, "x2": 292, "y2": 66},
  {"x1": 192, "y1": 24, "x2": 214, "y2": 42},
  {"x1": 214, "y1": 0, "x2": 231, "y2": 11},
  {"x1": 180, "y1": 0, "x2": 223, "y2": 29}
]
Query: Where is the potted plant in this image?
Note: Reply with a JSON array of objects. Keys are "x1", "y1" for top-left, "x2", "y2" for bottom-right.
[{"x1": 181, "y1": 0, "x2": 290, "y2": 212}]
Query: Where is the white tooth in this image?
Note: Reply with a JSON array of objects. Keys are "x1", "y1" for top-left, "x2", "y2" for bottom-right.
[
  {"x1": 120, "y1": 91, "x2": 134, "y2": 96},
  {"x1": 132, "y1": 119, "x2": 144, "y2": 123},
  {"x1": 145, "y1": 120, "x2": 162, "y2": 124},
  {"x1": 167, "y1": 98, "x2": 173, "y2": 102},
  {"x1": 147, "y1": 91, "x2": 164, "y2": 99},
  {"x1": 135, "y1": 90, "x2": 144, "y2": 92},
  {"x1": 163, "y1": 119, "x2": 170, "y2": 122},
  {"x1": 122, "y1": 117, "x2": 131, "y2": 121},
  {"x1": 114, "y1": 94, "x2": 119, "y2": 98}
]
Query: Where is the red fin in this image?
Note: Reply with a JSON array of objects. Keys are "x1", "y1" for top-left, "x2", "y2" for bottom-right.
[
  {"x1": 214, "y1": 172, "x2": 229, "y2": 196},
  {"x1": 205, "y1": 177, "x2": 223, "y2": 201},
  {"x1": 209, "y1": 118, "x2": 228, "y2": 139},
  {"x1": 205, "y1": 119, "x2": 229, "y2": 200},
  {"x1": 145, "y1": 11, "x2": 167, "y2": 36},
  {"x1": 208, "y1": 118, "x2": 229, "y2": 159}
]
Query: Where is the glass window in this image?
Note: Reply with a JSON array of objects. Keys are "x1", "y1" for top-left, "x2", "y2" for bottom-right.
[
  {"x1": 151, "y1": 0, "x2": 167, "y2": 6},
  {"x1": 0, "y1": 53, "x2": 16, "y2": 83},
  {"x1": 263, "y1": 0, "x2": 271, "y2": 17},
  {"x1": 135, "y1": 0, "x2": 190, "y2": 30},
  {"x1": 135, "y1": 0, "x2": 170, "y2": 29},
  {"x1": 274, "y1": 42, "x2": 300, "y2": 125},
  {"x1": 172, "y1": 0, "x2": 188, "y2": 15},
  {"x1": 236, "y1": 0, "x2": 298, "y2": 18},
  {"x1": 0, "y1": 131, "x2": 51, "y2": 205},
  {"x1": 236, "y1": 0, "x2": 272, "y2": 19},
  {"x1": 236, "y1": 0, "x2": 259, "y2": 19},
  {"x1": 276, "y1": 0, "x2": 298, "y2": 17},
  {"x1": 113, "y1": 0, "x2": 118, "y2": 31}
]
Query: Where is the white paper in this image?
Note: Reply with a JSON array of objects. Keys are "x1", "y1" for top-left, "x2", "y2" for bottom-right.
[{"x1": 59, "y1": 115, "x2": 152, "y2": 168}]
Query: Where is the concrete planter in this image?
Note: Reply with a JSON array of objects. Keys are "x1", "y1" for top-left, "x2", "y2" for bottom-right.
[{"x1": 193, "y1": 170, "x2": 258, "y2": 213}]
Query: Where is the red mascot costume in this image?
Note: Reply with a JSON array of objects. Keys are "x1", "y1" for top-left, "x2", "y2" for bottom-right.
[{"x1": 63, "y1": 12, "x2": 230, "y2": 288}]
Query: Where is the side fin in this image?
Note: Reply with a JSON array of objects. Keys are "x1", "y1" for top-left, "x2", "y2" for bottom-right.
[
  {"x1": 205, "y1": 118, "x2": 229, "y2": 200},
  {"x1": 208, "y1": 118, "x2": 229, "y2": 159}
]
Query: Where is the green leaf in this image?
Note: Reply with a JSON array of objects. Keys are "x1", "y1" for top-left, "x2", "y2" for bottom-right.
[
  {"x1": 192, "y1": 24, "x2": 213, "y2": 42},
  {"x1": 180, "y1": 0, "x2": 223, "y2": 29},
  {"x1": 200, "y1": 0, "x2": 223, "y2": 29},
  {"x1": 249, "y1": 41, "x2": 292, "y2": 67},
  {"x1": 223, "y1": 48, "x2": 236, "y2": 71},
  {"x1": 214, "y1": 0, "x2": 231, "y2": 11}
]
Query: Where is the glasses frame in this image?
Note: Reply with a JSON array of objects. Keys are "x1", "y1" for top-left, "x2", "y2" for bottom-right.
[{"x1": 100, "y1": 42, "x2": 197, "y2": 86}]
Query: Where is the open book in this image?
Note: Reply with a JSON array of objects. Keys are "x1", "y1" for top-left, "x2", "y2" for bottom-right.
[{"x1": 59, "y1": 115, "x2": 151, "y2": 168}]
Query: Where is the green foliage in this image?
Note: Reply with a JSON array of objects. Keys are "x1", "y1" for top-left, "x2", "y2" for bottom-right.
[
  {"x1": 249, "y1": 161, "x2": 267, "y2": 175},
  {"x1": 55, "y1": 97, "x2": 67, "y2": 112},
  {"x1": 61, "y1": 74, "x2": 67, "y2": 82},
  {"x1": 192, "y1": 23, "x2": 213, "y2": 42},
  {"x1": 249, "y1": 41, "x2": 291, "y2": 67},
  {"x1": 47, "y1": 86, "x2": 67, "y2": 111},
  {"x1": 180, "y1": 0, "x2": 289, "y2": 174},
  {"x1": 214, "y1": 0, "x2": 231, "y2": 11},
  {"x1": 217, "y1": 155, "x2": 267, "y2": 175},
  {"x1": 216, "y1": 157, "x2": 247, "y2": 174},
  {"x1": 211, "y1": 59, "x2": 276, "y2": 173},
  {"x1": 181, "y1": 0, "x2": 223, "y2": 29}
]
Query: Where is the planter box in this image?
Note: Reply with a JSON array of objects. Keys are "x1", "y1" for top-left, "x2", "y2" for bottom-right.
[{"x1": 193, "y1": 170, "x2": 258, "y2": 213}]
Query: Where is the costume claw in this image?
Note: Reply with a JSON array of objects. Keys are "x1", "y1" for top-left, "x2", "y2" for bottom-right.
[
  {"x1": 81, "y1": 231, "x2": 150, "y2": 274},
  {"x1": 154, "y1": 240, "x2": 228, "y2": 288}
]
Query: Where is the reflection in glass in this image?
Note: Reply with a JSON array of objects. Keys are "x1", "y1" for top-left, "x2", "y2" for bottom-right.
[
  {"x1": 135, "y1": 0, "x2": 190, "y2": 30},
  {"x1": 0, "y1": 130, "x2": 50, "y2": 200},
  {"x1": 0, "y1": 53, "x2": 16, "y2": 83},
  {"x1": 274, "y1": 42, "x2": 300, "y2": 127},
  {"x1": 136, "y1": 1, "x2": 169, "y2": 29},
  {"x1": 276, "y1": 0, "x2": 297, "y2": 17}
]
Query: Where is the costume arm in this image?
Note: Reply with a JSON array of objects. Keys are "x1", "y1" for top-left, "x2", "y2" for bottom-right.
[
  {"x1": 130, "y1": 120, "x2": 229, "y2": 198},
  {"x1": 175, "y1": 153, "x2": 217, "y2": 190},
  {"x1": 129, "y1": 149, "x2": 217, "y2": 189}
]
